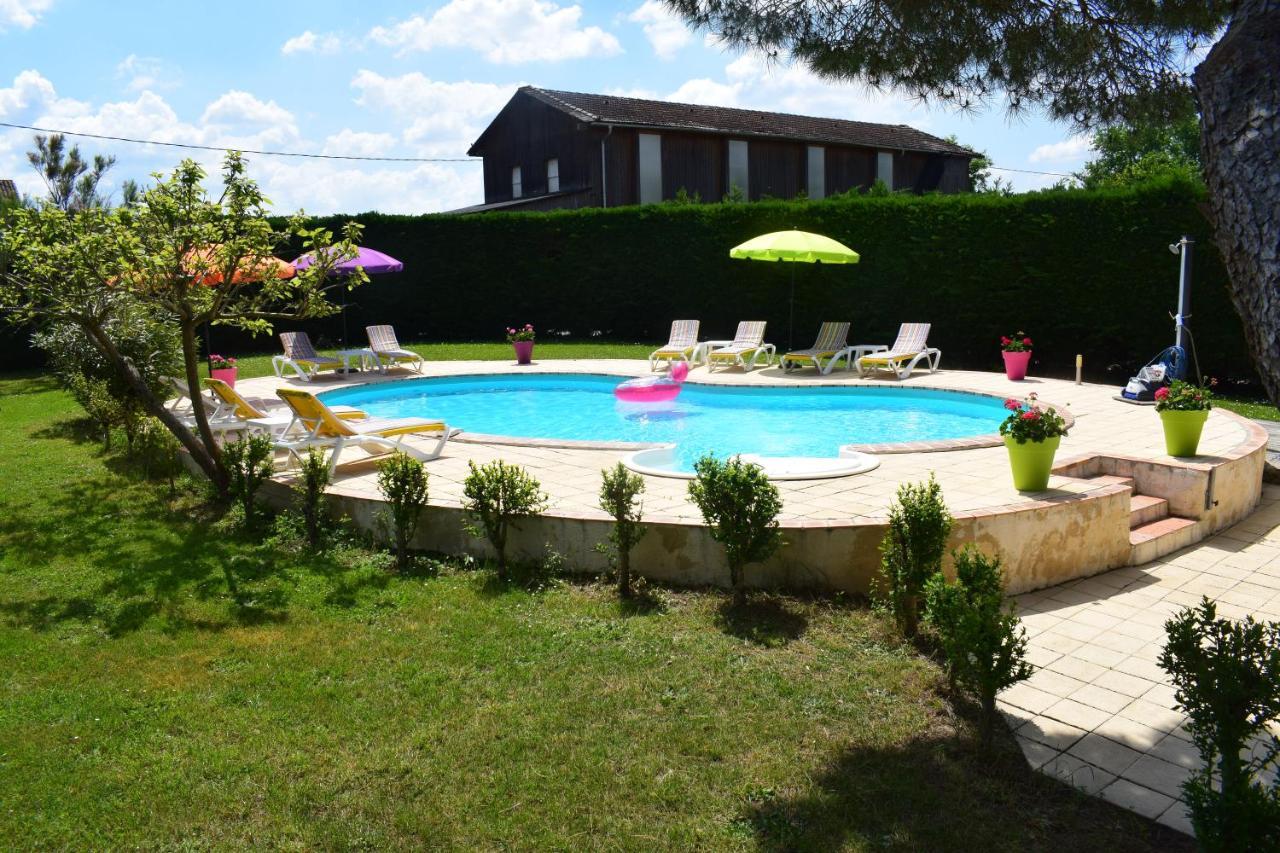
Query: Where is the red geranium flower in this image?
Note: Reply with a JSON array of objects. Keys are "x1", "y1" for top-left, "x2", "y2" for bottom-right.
[
  {"x1": 1021, "y1": 410, "x2": 1040, "y2": 420},
  {"x1": 1022, "y1": 337, "x2": 1032, "y2": 346},
  {"x1": 1154, "y1": 387, "x2": 1170, "y2": 401},
  {"x1": 1004, "y1": 398, "x2": 1022, "y2": 411},
  {"x1": 1001, "y1": 336, "x2": 1011, "y2": 345}
]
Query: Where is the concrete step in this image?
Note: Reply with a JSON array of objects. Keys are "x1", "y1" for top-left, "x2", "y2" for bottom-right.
[
  {"x1": 1129, "y1": 516, "x2": 1198, "y2": 565},
  {"x1": 1091, "y1": 474, "x2": 1136, "y2": 490},
  {"x1": 1129, "y1": 494, "x2": 1169, "y2": 528}
]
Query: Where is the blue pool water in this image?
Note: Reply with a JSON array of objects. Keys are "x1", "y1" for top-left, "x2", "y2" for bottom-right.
[{"x1": 321, "y1": 374, "x2": 1006, "y2": 471}]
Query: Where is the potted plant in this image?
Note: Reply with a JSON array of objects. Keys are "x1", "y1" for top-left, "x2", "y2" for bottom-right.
[
  {"x1": 209, "y1": 353, "x2": 238, "y2": 387},
  {"x1": 1000, "y1": 331, "x2": 1033, "y2": 380},
  {"x1": 507, "y1": 324, "x2": 535, "y2": 365},
  {"x1": 999, "y1": 392, "x2": 1069, "y2": 491},
  {"x1": 1154, "y1": 379, "x2": 1213, "y2": 457}
]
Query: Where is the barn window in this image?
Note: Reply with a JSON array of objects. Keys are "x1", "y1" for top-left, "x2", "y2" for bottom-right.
[
  {"x1": 547, "y1": 158, "x2": 560, "y2": 193},
  {"x1": 807, "y1": 146, "x2": 825, "y2": 199},
  {"x1": 727, "y1": 139, "x2": 749, "y2": 199},
  {"x1": 876, "y1": 151, "x2": 894, "y2": 189},
  {"x1": 512, "y1": 166, "x2": 523, "y2": 198},
  {"x1": 638, "y1": 133, "x2": 662, "y2": 204}
]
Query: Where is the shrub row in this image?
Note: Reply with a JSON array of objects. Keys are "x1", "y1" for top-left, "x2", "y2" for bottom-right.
[
  {"x1": 279, "y1": 176, "x2": 1248, "y2": 384},
  {"x1": 4, "y1": 177, "x2": 1251, "y2": 386}
]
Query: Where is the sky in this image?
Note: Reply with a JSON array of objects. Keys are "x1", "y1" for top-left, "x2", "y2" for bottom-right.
[{"x1": 0, "y1": 0, "x2": 1096, "y2": 215}]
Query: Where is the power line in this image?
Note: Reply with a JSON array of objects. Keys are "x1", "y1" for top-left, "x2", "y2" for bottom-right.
[
  {"x1": 987, "y1": 164, "x2": 1073, "y2": 177},
  {"x1": 0, "y1": 121, "x2": 478, "y2": 163},
  {"x1": 1, "y1": 119, "x2": 1075, "y2": 177}
]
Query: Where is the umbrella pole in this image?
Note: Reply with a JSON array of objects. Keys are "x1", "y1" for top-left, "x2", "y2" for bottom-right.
[{"x1": 788, "y1": 265, "x2": 795, "y2": 351}]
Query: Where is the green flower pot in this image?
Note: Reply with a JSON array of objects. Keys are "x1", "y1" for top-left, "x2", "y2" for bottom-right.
[
  {"x1": 1160, "y1": 408, "x2": 1209, "y2": 457},
  {"x1": 1003, "y1": 434, "x2": 1061, "y2": 491}
]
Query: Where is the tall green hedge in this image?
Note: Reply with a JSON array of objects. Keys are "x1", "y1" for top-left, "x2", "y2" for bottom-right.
[
  {"x1": 2, "y1": 176, "x2": 1255, "y2": 386},
  {"x1": 291, "y1": 176, "x2": 1247, "y2": 384}
]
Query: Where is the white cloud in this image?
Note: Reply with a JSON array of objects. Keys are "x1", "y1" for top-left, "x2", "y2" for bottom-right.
[
  {"x1": 281, "y1": 30, "x2": 342, "y2": 56},
  {"x1": 0, "y1": 69, "x2": 485, "y2": 214},
  {"x1": 115, "y1": 55, "x2": 180, "y2": 93},
  {"x1": 322, "y1": 128, "x2": 396, "y2": 157},
  {"x1": 0, "y1": 68, "x2": 56, "y2": 116},
  {"x1": 667, "y1": 78, "x2": 738, "y2": 107},
  {"x1": 628, "y1": 1, "x2": 690, "y2": 60},
  {"x1": 351, "y1": 70, "x2": 515, "y2": 157},
  {"x1": 369, "y1": 0, "x2": 622, "y2": 63},
  {"x1": 664, "y1": 53, "x2": 926, "y2": 127},
  {"x1": 1028, "y1": 134, "x2": 1093, "y2": 164},
  {"x1": 0, "y1": 0, "x2": 53, "y2": 30}
]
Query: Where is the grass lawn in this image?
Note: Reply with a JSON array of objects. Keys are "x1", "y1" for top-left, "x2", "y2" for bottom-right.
[
  {"x1": 0, "y1": 372, "x2": 1193, "y2": 850},
  {"x1": 231, "y1": 340, "x2": 656, "y2": 380},
  {"x1": 1215, "y1": 396, "x2": 1280, "y2": 422}
]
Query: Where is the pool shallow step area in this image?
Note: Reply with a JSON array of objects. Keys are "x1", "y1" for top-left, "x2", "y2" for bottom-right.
[{"x1": 237, "y1": 359, "x2": 1268, "y2": 597}]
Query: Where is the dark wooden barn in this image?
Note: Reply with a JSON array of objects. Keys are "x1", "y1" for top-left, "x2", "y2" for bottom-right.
[{"x1": 459, "y1": 87, "x2": 976, "y2": 212}]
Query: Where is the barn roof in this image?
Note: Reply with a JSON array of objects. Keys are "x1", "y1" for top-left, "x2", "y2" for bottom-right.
[{"x1": 469, "y1": 86, "x2": 974, "y2": 158}]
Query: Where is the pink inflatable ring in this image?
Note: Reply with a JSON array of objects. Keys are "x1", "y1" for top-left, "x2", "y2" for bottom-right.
[{"x1": 614, "y1": 362, "x2": 688, "y2": 402}]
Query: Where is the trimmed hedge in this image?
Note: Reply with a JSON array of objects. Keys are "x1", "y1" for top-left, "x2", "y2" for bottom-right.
[
  {"x1": 283, "y1": 176, "x2": 1248, "y2": 383},
  {"x1": 3, "y1": 177, "x2": 1256, "y2": 385}
]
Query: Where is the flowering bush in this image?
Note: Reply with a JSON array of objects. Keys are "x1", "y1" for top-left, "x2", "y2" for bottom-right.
[
  {"x1": 1000, "y1": 331, "x2": 1033, "y2": 352},
  {"x1": 1155, "y1": 378, "x2": 1214, "y2": 412},
  {"x1": 506, "y1": 324, "x2": 535, "y2": 343},
  {"x1": 209, "y1": 353, "x2": 237, "y2": 370},
  {"x1": 999, "y1": 393, "x2": 1069, "y2": 443}
]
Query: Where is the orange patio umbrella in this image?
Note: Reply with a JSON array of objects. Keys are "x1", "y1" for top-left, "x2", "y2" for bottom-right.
[{"x1": 182, "y1": 246, "x2": 296, "y2": 286}]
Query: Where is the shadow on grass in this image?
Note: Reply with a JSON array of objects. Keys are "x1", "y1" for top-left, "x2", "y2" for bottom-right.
[
  {"x1": 617, "y1": 588, "x2": 667, "y2": 616},
  {"x1": 741, "y1": 728, "x2": 1197, "y2": 852},
  {"x1": 0, "y1": 457, "x2": 397, "y2": 634},
  {"x1": 716, "y1": 596, "x2": 808, "y2": 647}
]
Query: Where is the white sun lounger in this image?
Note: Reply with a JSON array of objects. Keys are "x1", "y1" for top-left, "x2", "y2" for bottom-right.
[
  {"x1": 366, "y1": 325, "x2": 424, "y2": 373},
  {"x1": 649, "y1": 320, "x2": 701, "y2": 371},
  {"x1": 856, "y1": 323, "x2": 941, "y2": 380},
  {"x1": 707, "y1": 321, "x2": 775, "y2": 371}
]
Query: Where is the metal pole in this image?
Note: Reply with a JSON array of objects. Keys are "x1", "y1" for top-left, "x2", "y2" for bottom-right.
[
  {"x1": 1174, "y1": 235, "x2": 1193, "y2": 349},
  {"x1": 788, "y1": 265, "x2": 795, "y2": 352}
]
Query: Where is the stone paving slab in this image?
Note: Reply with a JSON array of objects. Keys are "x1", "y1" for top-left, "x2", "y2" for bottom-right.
[
  {"x1": 232, "y1": 360, "x2": 1254, "y2": 526},
  {"x1": 1001, "y1": 484, "x2": 1280, "y2": 837}
]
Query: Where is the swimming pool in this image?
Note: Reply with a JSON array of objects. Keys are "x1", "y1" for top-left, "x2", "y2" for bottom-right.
[{"x1": 321, "y1": 374, "x2": 1008, "y2": 472}]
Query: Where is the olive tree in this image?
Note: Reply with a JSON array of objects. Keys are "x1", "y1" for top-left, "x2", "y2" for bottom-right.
[
  {"x1": 665, "y1": 1, "x2": 1280, "y2": 403},
  {"x1": 0, "y1": 153, "x2": 363, "y2": 493}
]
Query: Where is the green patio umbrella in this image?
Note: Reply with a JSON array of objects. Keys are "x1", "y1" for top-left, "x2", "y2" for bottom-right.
[{"x1": 729, "y1": 229, "x2": 860, "y2": 350}]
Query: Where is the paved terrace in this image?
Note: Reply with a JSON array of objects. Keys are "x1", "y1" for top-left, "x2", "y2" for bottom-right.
[{"x1": 235, "y1": 359, "x2": 1254, "y2": 526}]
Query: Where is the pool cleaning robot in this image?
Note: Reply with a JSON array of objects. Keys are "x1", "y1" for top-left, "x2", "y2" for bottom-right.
[{"x1": 614, "y1": 361, "x2": 688, "y2": 403}]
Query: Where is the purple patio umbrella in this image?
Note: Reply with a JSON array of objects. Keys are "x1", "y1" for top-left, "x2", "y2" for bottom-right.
[{"x1": 292, "y1": 247, "x2": 405, "y2": 347}]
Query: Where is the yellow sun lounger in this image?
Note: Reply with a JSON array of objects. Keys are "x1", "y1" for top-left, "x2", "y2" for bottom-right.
[
  {"x1": 275, "y1": 388, "x2": 451, "y2": 474},
  {"x1": 272, "y1": 331, "x2": 344, "y2": 381},
  {"x1": 205, "y1": 378, "x2": 365, "y2": 436},
  {"x1": 649, "y1": 319, "x2": 700, "y2": 371},
  {"x1": 781, "y1": 322, "x2": 854, "y2": 374},
  {"x1": 856, "y1": 323, "x2": 941, "y2": 380},
  {"x1": 707, "y1": 321, "x2": 775, "y2": 371}
]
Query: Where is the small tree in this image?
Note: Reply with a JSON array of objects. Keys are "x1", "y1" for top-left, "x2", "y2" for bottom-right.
[
  {"x1": 924, "y1": 547, "x2": 1033, "y2": 747},
  {"x1": 222, "y1": 434, "x2": 274, "y2": 526},
  {"x1": 876, "y1": 475, "x2": 954, "y2": 638},
  {"x1": 136, "y1": 417, "x2": 183, "y2": 498},
  {"x1": 687, "y1": 455, "x2": 782, "y2": 605},
  {"x1": 377, "y1": 452, "x2": 430, "y2": 572},
  {"x1": 1159, "y1": 598, "x2": 1280, "y2": 850},
  {"x1": 0, "y1": 153, "x2": 364, "y2": 495},
  {"x1": 462, "y1": 460, "x2": 547, "y2": 582},
  {"x1": 27, "y1": 133, "x2": 116, "y2": 211},
  {"x1": 31, "y1": 302, "x2": 181, "y2": 452},
  {"x1": 598, "y1": 462, "x2": 646, "y2": 598},
  {"x1": 296, "y1": 448, "x2": 331, "y2": 550}
]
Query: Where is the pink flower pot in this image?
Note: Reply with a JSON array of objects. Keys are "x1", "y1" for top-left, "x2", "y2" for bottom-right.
[
  {"x1": 210, "y1": 367, "x2": 238, "y2": 387},
  {"x1": 1002, "y1": 350, "x2": 1031, "y2": 381},
  {"x1": 513, "y1": 340, "x2": 535, "y2": 365}
]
